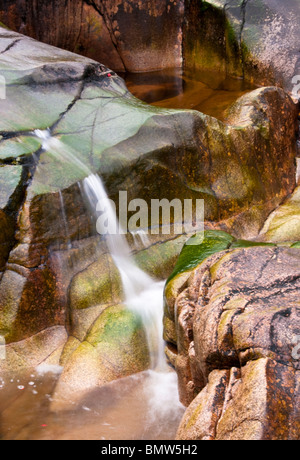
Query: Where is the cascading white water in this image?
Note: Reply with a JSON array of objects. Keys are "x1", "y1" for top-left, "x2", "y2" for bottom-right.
[
  {"x1": 31, "y1": 130, "x2": 184, "y2": 427},
  {"x1": 82, "y1": 173, "x2": 167, "y2": 370},
  {"x1": 34, "y1": 130, "x2": 168, "y2": 371},
  {"x1": 131, "y1": 230, "x2": 151, "y2": 250}
]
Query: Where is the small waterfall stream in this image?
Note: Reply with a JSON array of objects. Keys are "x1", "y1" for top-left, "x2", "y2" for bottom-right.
[
  {"x1": 34, "y1": 129, "x2": 172, "y2": 372},
  {"x1": 0, "y1": 128, "x2": 185, "y2": 441},
  {"x1": 83, "y1": 174, "x2": 167, "y2": 371}
]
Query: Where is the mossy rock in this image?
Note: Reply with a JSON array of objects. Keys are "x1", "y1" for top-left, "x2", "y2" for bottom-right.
[
  {"x1": 231, "y1": 239, "x2": 275, "y2": 249},
  {"x1": 69, "y1": 254, "x2": 123, "y2": 310},
  {"x1": 0, "y1": 24, "x2": 298, "y2": 361},
  {"x1": 52, "y1": 304, "x2": 150, "y2": 409},
  {"x1": 70, "y1": 304, "x2": 110, "y2": 342},
  {"x1": 167, "y1": 230, "x2": 235, "y2": 284},
  {"x1": 85, "y1": 303, "x2": 150, "y2": 378},
  {"x1": 134, "y1": 234, "x2": 189, "y2": 280},
  {"x1": 0, "y1": 137, "x2": 42, "y2": 162},
  {"x1": 164, "y1": 230, "x2": 284, "y2": 330},
  {"x1": 164, "y1": 270, "x2": 194, "y2": 321},
  {"x1": 59, "y1": 336, "x2": 81, "y2": 367},
  {"x1": 259, "y1": 186, "x2": 300, "y2": 243},
  {"x1": 0, "y1": 165, "x2": 23, "y2": 208},
  {"x1": 87, "y1": 305, "x2": 144, "y2": 345},
  {"x1": 184, "y1": 0, "x2": 300, "y2": 93},
  {"x1": 291, "y1": 242, "x2": 300, "y2": 249},
  {"x1": 167, "y1": 230, "x2": 283, "y2": 286}
]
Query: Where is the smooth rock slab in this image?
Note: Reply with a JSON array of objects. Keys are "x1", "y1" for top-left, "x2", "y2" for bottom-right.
[
  {"x1": 259, "y1": 185, "x2": 300, "y2": 243},
  {"x1": 51, "y1": 305, "x2": 150, "y2": 410}
]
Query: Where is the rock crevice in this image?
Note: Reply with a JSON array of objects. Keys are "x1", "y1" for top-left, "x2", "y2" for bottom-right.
[{"x1": 165, "y1": 242, "x2": 300, "y2": 440}]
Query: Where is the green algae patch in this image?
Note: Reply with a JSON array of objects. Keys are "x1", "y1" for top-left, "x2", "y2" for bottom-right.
[
  {"x1": 167, "y1": 230, "x2": 234, "y2": 284},
  {"x1": 84, "y1": 304, "x2": 150, "y2": 374},
  {"x1": 291, "y1": 242, "x2": 300, "y2": 248},
  {"x1": 167, "y1": 230, "x2": 281, "y2": 286},
  {"x1": 231, "y1": 239, "x2": 276, "y2": 249}
]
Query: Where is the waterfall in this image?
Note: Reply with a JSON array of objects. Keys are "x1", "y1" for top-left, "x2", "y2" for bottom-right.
[
  {"x1": 34, "y1": 130, "x2": 168, "y2": 371},
  {"x1": 82, "y1": 174, "x2": 167, "y2": 371}
]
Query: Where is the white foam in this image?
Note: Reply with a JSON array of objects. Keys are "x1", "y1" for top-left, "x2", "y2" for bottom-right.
[
  {"x1": 145, "y1": 370, "x2": 184, "y2": 423},
  {"x1": 35, "y1": 364, "x2": 63, "y2": 376}
]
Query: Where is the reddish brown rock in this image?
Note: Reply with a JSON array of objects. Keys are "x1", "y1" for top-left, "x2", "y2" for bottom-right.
[
  {"x1": 167, "y1": 246, "x2": 300, "y2": 440},
  {"x1": 178, "y1": 359, "x2": 300, "y2": 441},
  {"x1": 0, "y1": 0, "x2": 184, "y2": 72},
  {"x1": 0, "y1": 211, "x2": 15, "y2": 272}
]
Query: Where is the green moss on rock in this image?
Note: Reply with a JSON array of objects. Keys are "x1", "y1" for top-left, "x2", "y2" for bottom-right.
[
  {"x1": 231, "y1": 239, "x2": 275, "y2": 249},
  {"x1": 134, "y1": 235, "x2": 189, "y2": 280},
  {"x1": 167, "y1": 229, "x2": 293, "y2": 287},
  {"x1": 291, "y1": 242, "x2": 300, "y2": 248},
  {"x1": 167, "y1": 230, "x2": 234, "y2": 284},
  {"x1": 87, "y1": 305, "x2": 142, "y2": 343},
  {"x1": 69, "y1": 254, "x2": 123, "y2": 310}
]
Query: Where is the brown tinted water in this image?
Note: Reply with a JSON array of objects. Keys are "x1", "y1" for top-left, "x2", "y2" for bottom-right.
[
  {"x1": 124, "y1": 69, "x2": 255, "y2": 121},
  {"x1": 0, "y1": 368, "x2": 184, "y2": 440}
]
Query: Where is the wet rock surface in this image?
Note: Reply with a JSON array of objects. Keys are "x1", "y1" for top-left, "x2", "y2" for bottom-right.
[
  {"x1": 0, "y1": 8, "x2": 299, "y2": 417},
  {"x1": 164, "y1": 240, "x2": 300, "y2": 440},
  {"x1": 0, "y1": 0, "x2": 184, "y2": 72},
  {"x1": 1, "y1": 1, "x2": 299, "y2": 94},
  {"x1": 0, "y1": 27, "x2": 297, "y2": 353},
  {"x1": 184, "y1": 0, "x2": 300, "y2": 93}
]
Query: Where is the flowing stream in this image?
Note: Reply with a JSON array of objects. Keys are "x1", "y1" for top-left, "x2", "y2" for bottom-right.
[
  {"x1": 36, "y1": 129, "x2": 169, "y2": 371},
  {"x1": 0, "y1": 130, "x2": 184, "y2": 440},
  {"x1": 82, "y1": 174, "x2": 167, "y2": 370}
]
